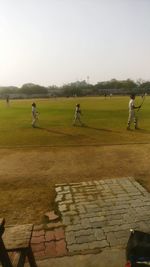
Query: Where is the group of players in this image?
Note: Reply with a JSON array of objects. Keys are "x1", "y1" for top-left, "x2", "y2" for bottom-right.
[
  {"x1": 31, "y1": 102, "x2": 83, "y2": 128},
  {"x1": 31, "y1": 94, "x2": 143, "y2": 130},
  {"x1": 32, "y1": 94, "x2": 144, "y2": 130}
]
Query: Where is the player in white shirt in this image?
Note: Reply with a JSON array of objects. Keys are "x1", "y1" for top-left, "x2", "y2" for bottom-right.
[
  {"x1": 127, "y1": 95, "x2": 141, "y2": 130},
  {"x1": 32, "y1": 102, "x2": 38, "y2": 127},
  {"x1": 73, "y1": 104, "x2": 84, "y2": 126}
]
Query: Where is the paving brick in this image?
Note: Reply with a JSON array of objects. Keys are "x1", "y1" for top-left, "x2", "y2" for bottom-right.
[
  {"x1": 32, "y1": 230, "x2": 45, "y2": 237},
  {"x1": 106, "y1": 232, "x2": 119, "y2": 247},
  {"x1": 66, "y1": 224, "x2": 83, "y2": 232},
  {"x1": 73, "y1": 200, "x2": 83, "y2": 204},
  {"x1": 84, "y1": 207, "x2": 95, "y2": 214},
  {"x1": 31, "y1": 243, "x2": 45, "y2": 253},
  {"x1": 46, "y1": 222, "x2": 63, "y2": 229},
  {"x1": 45, "y1": 231, "x2": 55, "y2": 242},
  {"x1": 33, "y1": 224, "x2": 44, "y2": 231},
  {"x1": 93, "y1": 229, "x2": 105, "y2": 240},
  {"x1": 72, "y1": 216, "x2": 80, "y2": 224},
  {"x1": 65, "y1": 194, "x2": 72, "y2": 200},
  {"x1": 33, "y1": 250, "x2": 46, "y2": 260},
  {"x1": 80, "y1": 212, "x2": 98, "y2": 219},
  {"x1": 74, "y1": 229, "x2": 93, "y2": 237},
  {"x1": 54, "y1": 227, "x2": 65, "y2": 240},
  {"x1": 80, "y1": 218, "x2": 91, "y2": 227},
  {"x1": 61, "y1": 190, "x2": 71, "y2": 194},
  {"x1": 67, "y1": 244, "x2": 81, "y2": 252},
  {"x1": 76, "y1": 206, "x2": 86, "y2": 214},
  {"x1": 87, "y1": 195, "x2": 95, "y2": 201},
  {"x1": 106, "y1": 214, "x2": 122, "y2": 221},
  {"x1": 69, "y1": 204, "x2": 76, "y2": 211},
  {"x1": 56, "y1": 240, "x2": 67, "y2": 256},
  {"x1": 45, "y1": 211, "x2": 59, "y2": 221},
  {"x1": 55, "y1": 195, "x2": 63, "y2": 202},
  {"x1": 64, "y1": 211, "x2": 78, "y2": 216},
  {"x1": 76, "y1": 235, "x2": 96, "y2": 244},
  {"x1": 81, "y1": 182, "x2": 88, "y2": 186},
  {"x1": 58, "y1": 204, "x2": 67, "y2": 212},
  {"x1": 72, "y1": 188, "x2": 77, "y2": 193},
  {"x1": 55, "y1": 186, "x2": 62, "y2": 192},
  {"x1": 45, "y1": 241, "x2": 56, "y2": 257},
  {"x1": 63, "y1": 186, "x2": 70, "y2": 191},
  {"x1": 62, "y1": 215, "x2": 71, "y2": 225},
  {"x1": 55, "y1": 183, "x2": 67, "y2": 186},
  {"x1": 89, "y1": 216, "x2": 105, "y2": 223},
  {"x1": 68, "y1": 243, "x2": 89, "y2": 252},
  {"x1": 65, "y1": 231, "x2": 76, "y2": 245},
  {"x1": 62, "y1": 200, "x2": 73, "y2": 204},
  {"x1": 107, "y1": 219, "x2": 123, "y2": 226},
  {"x1": 88, "y1": 240, "x2": 109, "y2": 249},
  {"x1": 31, "y1": 235, "x2": 45, "y2": 244},
  {"x1": 91, "y1": 221, "x2": 107, "y2": 228}
]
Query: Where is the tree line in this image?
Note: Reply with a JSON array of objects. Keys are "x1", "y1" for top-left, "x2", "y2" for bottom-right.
[{"x1": 0, "y1": 79, "x2": 149, "y2": 98}]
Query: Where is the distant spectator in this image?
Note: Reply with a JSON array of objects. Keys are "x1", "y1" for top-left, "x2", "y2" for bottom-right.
[{"x1": 6, "y1": 95, "x2": 10, "y2": 106}]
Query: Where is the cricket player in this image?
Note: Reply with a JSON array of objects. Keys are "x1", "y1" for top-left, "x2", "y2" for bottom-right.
[
  {"x1": 127, "y1": 94, "x2": 141, "y2": 130},
  {"x1": 32, "y1": 102, "x2": 38, "y2": 127},
  {"x1": 73, "y1": 104, "x2": 84, "y2": 126}
]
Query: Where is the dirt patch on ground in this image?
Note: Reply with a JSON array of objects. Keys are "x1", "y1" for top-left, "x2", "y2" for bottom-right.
[{"x1": 0, "y1": 144, "x2": 150, "y2": 225}]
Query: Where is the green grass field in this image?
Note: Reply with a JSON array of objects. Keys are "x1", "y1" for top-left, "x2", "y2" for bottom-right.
[{"x1": 0, "y1": 96, "x2": 149, "y2": 147}]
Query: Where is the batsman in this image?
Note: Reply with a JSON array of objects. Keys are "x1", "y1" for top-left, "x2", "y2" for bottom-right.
[{"x1": 127, "y1": 94, "x2": 143, "y2": 130}]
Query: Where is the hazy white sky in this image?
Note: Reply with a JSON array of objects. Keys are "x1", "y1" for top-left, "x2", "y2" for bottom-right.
[{"x1": 0, "y1": 0, "x2": 150, "y2": 87}]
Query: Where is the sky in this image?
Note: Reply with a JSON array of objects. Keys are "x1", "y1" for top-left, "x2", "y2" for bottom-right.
[{"x1": 0, "y1": 0, "x2": 150, "y2": 87}]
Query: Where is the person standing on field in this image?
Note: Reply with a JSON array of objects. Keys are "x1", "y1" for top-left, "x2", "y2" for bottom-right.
[
  {"x1": 32, "y1": 102, "x2": 38, "y2": 127},
  {"x1": 6, "y1": 95, "x2": 10, "y2": 106},
  {"x1": 73, "y1": 103, "x2": 84, "y2": 126},
  {"x1": 127, "y1": 94, "x2": 141, "y2": 130}
]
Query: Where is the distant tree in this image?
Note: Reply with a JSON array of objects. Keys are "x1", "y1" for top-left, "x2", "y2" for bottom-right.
[
  {"x1": 60, "y1": 80, "x2": 93, "y2": 97},
  {"x1": 0, "y1": 79, "x2": 149, "y2": 98},
  {"x1": 0, "y1": 86, "x2": 19, "y2": 97},
  {"x1": 20, "y1": 83, "x2": 48, "y2": 94},
  {"x1": 138, "y1": 81, "x2": 150, "y2": 93},
  {"x1": 94, "y1": 79, "x2": 137, "y2": 94}
]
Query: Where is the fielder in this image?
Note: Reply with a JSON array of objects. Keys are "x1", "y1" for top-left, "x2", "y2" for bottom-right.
[
  {"x1": 127, "y1": 94, "x2": 141, "y2": 130},
  {"x1": 73, "y1": 103, "x2": 84, "y2": 126},
  {"x1": 31, "y1": 102, "x2": 39, "y2": 127}
]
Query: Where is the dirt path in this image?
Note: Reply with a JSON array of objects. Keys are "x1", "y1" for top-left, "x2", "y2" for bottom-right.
[{"x1": 0, "y1": 144, "x2": 150, "y2": 224}]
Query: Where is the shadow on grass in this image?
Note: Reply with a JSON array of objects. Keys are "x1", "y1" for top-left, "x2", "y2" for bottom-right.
[
  {"x1": 35, "y1": 126, "x2": 74, "y2": 137},
  {"x1": 83, "y1": 125, "x2": 120, "y2": 133},
  {"x1": 129, "y1": 128, "x2": 150, "y2": 134},
  {"x1": 35, "y1": 124, "x2": 120, "y2": 134}
]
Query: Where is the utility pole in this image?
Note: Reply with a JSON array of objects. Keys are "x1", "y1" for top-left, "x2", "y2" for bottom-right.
[{"x1": 87, "y1": 76, "x2": 90, "y2": 84}]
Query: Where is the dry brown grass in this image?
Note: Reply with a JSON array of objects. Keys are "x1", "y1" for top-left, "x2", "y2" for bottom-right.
[{"x1": 0, "y1": 144, "x2": 150, "y2": 225}]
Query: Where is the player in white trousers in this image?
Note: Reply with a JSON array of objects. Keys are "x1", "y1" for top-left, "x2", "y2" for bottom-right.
[
  {"x1": 32, "y1": 102, "x2": 38, "y2": 127},
  {"x1": 73, "y1": 104, "x2": 84, "y2": 126},
  {"x1": 127, "y1": 95, "x2": 141, "y2": 130}
]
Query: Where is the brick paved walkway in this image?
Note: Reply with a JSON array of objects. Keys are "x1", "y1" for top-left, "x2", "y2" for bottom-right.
[
  {"x1": 30, "y1": 177, "x2": 150, "y2": 260},
  {"x1": 55, "y1": 177, "x2": 150, "y2": 254}
]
